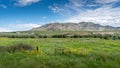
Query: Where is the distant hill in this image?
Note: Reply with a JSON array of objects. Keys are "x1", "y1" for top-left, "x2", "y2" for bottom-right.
[{"x1": 32, "y1": 22, "x2": 120, "y2": 31}]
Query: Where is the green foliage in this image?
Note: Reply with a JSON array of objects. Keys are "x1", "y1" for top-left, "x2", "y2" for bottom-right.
[
  {"x1": 1, "y1": 31, "x2": 119, "y2": 40},
  {"x1": 0, "y1": 38, "x2": 120, "y2": 68},
  {"x1": 0, "y1": 43, "x2": 34, "y2": 53}
]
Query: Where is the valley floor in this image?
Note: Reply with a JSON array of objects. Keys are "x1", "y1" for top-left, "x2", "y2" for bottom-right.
[{"x1": 0, "y1": 38, "x2": 120, "y2": 68}]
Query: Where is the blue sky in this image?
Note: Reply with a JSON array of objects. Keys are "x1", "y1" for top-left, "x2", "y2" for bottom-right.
[{"x1": 0, "y1": 0, "x2": 120, "y2": 32}]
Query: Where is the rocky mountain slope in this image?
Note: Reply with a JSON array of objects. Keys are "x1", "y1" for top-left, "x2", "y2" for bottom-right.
[{"x1": 32, "y1": 22, "x2": 120, "y2": 31}]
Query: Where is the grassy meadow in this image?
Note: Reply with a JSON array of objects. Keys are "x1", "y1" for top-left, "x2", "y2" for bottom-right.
[{"x1": 0, "y1": 38, "x2": 120, "y2": 68}]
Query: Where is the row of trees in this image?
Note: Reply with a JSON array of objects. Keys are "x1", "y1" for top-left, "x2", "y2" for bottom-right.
[
  {"x1": 51, "y1": 34, "x2": 119, "y2": 40},
  {"x1": 0, "y1": 34, "x2": 47, "y2": 38},
  {"x1": 0, "y1": 34, "x2": 120, "y2": 40}
]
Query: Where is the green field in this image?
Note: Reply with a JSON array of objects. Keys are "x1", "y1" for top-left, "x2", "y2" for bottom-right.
[{"x1": 0, "y1": 38, "x2": 120, "y2": 68}]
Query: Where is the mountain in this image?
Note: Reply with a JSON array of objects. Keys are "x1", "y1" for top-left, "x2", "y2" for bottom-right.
[{"x1": 32, "y1": 22, "x2": 120, "y2": 31}]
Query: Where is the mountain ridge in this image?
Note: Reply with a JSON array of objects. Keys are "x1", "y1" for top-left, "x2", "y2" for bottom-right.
[{"x1": 32, "y1": 22, "x2": 120, "y2": 31}]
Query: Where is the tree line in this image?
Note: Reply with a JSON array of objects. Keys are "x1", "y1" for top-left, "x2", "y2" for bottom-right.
[{"x1": 0, "y1": 33, "x2": 120, "y2": 40}]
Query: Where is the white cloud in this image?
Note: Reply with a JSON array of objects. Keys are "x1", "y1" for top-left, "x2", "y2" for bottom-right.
[
  {"x1": 48, "y1": 1, "x2": 82, "y2": 16},
  {"x1": 10, "y1": 23, "x2": 41, "y2": 29},
  {"x1": 0, "y1": 28, "x2": 11, "y2": 32},
  {"x1": 0, "y1": 23, "x2": 41, "y2": 32},
  {"x1": 48, "y1": 5, "x2": 64, "y2": 13},
  {"x1": 0, "y1": 5, "x2": 7, "y2": 8},
  {"x1": 49, "y1": 0, "x2": 120, "y2": 27},
  {"x1": 96, "y1": 0, "x2": 119, "y2": 4},
  {"x1": 6, "y1": 23, "x2": 41, "y2": 31},
  {"x1": 64, "y1": 5, "x2": 120, "y2": 27},
  {"x1": 15, "y1": 0, "x2": 40, "y2": 6}
]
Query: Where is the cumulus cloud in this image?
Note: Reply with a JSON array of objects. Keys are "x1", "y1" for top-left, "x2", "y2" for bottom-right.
[
  {"x1": 49, "y1": 0, "x2": 120, "y2": 27},
  {"x1": 64, "y1": 6, "x2": 120, "y2": 27},
  {"x1": 0, "y1": 23, "x2": 41, "y2": 32},
  {"x1": 48, "y1": 4, "x2": 67, "y2": 14},
  {"x1": 0, "y1": 5, "x2": 7, "y2": 8},
  {"x1": 10, "y1": 23, "x2": 41, "y2": 29},
  {"x1": 15, "y1": 0, "x2": 40, "y2": 6},
  {"x1": 49, "y1": 2, "x2": 80, "y2": 16},
  {"x1": 7, "y1": 23, "x2": 41, "y2": 31},
  {"x1": 48, "y1": 6, "x2": 60, "y2": 13},
  {"x1": 0, "y1": 28, "x2": 11, "y2": 32},
  {"x1": 96, "y1": 0, "x2": 119, "y2": 4}
]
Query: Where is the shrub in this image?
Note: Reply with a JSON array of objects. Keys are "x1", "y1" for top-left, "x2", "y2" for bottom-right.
[
  {"x1": 0, "y1": 43, "x2": 34, "y2": 53},
  {"x1": 52, "y1": 34, "x2": 66, "y2": 38}
]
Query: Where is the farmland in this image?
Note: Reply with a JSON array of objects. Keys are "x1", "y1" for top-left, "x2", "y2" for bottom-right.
[{"x1": 0, "y1": 38, "x2": 120, "y2": 68}]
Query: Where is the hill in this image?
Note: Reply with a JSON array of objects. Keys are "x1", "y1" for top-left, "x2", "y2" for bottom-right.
[{"x1": 32, "y1": 22, "x2": 120, "y2": 31}]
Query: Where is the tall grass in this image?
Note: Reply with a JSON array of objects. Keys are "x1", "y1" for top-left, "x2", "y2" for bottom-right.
[{"x1": 0, "y1": 38, "x2": 120, "y2": 68}]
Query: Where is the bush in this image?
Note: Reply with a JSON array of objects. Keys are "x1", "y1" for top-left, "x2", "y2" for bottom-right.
[
  {"x1": 0, "y1": 43, "x2": 34, "y2": 53},
  {"x1": 52, "y1": 34, "x2": 67, "y2": 38}
]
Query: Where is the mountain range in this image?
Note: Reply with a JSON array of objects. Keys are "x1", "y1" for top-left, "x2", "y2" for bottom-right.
[{"x1": 32, "y1": 22, "x2": 120, "y2": 31}]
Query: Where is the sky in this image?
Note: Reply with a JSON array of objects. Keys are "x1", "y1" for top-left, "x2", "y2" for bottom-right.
[{"x1": 0, "y1": 0, "x2": 120, "y2": 32}]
